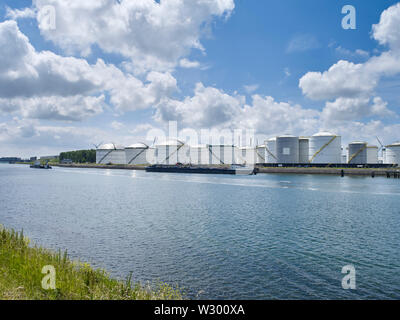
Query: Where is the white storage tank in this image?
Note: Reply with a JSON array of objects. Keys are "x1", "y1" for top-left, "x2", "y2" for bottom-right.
[
  {"x1": 256, "y1": 145, "x2": 266, "y2": 164},
  {"x1": 366, "y1": 145, "x2": 378, "y2": 164},
  {"x1": 276, "y1": 135, "x2": 299, "y2": 164},
  {"x1": 96, "y1": 143, "x2": 126, "y2": 164},
  {"x1": 240, "y1": 147, "x2": 257, "y2": 165},
  {"x1": 265, "y1": 138, "x2": 277, "y2": 164},
  {"x1": 155, "y1": 140, "x2": 189, "y2": 164},
  {"x1": 209, "y1": 144, "x2": 236, "y2": 165},
  {"x1": 385, "y1": 142, "x2": 400, "y2": 165},
  {"x1": 309, "y1": 132, "x2": 341, "y2": 164},
  {"x1": 341, "y1": 154, "x2": 347, "y2": 164},
  {"x1": 125, "y1": 143, "x2": 150, "y2": 165},
  {"x1": 348, "y1": 142, "x2": 368, "y2": 164},
  {"x1": 299, "y1": 137, "x2": 309, "y2": 163},
  {"x1": 189, "y1": 144, "x2": 210, "y2": 165}
]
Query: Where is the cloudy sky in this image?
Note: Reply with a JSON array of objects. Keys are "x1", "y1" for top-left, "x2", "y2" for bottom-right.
[{"x1": 1, "y1": 0, "x2": 400, "y2": 157}]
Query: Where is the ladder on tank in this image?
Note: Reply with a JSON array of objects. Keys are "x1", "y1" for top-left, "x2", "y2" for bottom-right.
[{"x1": 309, "y1": 135, "x2": 337, "y2": 163}]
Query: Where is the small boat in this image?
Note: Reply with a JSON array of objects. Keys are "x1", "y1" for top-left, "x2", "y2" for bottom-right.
[
  {"x1": 30, "y1": 160, "x2": 52, "y2": 169},
  {"x1": 231, "y1": 164, "x2": 257, "y2": 175}
]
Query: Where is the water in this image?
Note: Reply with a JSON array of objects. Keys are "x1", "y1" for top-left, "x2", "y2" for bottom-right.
[{"x1": 1, "y1": 164, "x2": 400, "y2": 299}]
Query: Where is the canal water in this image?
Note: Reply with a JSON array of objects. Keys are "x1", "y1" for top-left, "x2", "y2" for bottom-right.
[{"x1": 1, "y1": 164, "x2": 399, "y2": 299}]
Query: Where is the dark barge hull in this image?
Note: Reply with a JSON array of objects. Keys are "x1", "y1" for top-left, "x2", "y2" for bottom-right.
[{"x1": 145, "y1": 165, "x2": 235, "y2": 175}]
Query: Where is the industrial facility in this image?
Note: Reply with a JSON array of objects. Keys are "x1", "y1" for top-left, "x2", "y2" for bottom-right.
[{"x1": 94, "y1": 133, "x2": 400, "y2": 167}]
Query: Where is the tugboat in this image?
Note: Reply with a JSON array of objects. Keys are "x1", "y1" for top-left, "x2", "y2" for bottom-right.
[{"x1": 30, "y1": 160, "x2": 52, "y2": 169}]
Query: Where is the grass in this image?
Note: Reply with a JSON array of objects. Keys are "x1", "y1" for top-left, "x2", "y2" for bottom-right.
[{"x1": 0, "y1": 226, "x2": 183, "y2": 300}]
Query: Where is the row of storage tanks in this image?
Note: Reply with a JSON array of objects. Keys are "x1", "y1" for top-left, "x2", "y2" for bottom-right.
[{"x1": 96, "y1": 132, "x2": 400, "y2": 165}]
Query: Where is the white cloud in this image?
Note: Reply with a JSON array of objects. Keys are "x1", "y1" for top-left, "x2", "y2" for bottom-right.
[
  {"x1": 372, "y1": 2, "x2": 400, "y2": 49},
  {"x1": 322, "y1": 96, "x2": 394, "y2": 122},
  {"x1": 299, "y1": 60, "x2": 377, "y2": 101},
  {"x1": 0, "y1": 95, "x2": 105, "y2": 121},
  {"x1": 155, "y1": 83, "x2": 244, "y2": 128},
  {"x1": 179, "y1": 59, "x2": 201, "y2": 69},
  {"x1": 5, "y1": 7, "x2": 36, "y2": 20},
  {"x1": 335, "y1": 46, "x2": 369, "y2": 59},
  {"x1": 0, "y1": 20, "x2": 179, "y2": 120},
  {"x1": 286, "y1": 34, "x2": 320, "y2": 53},
  {"x1": 243, "y1": 84, "x2": 259, "y2": 94},
  {"x1": 111, "y1": 121, "x2": 125, "y2": 130},
  {"x1": 299, "y1": 3, "x2": 400, "y2": 126},
  {"x1": 31, "y1": 0, "x2": 235, "y2": 72}
]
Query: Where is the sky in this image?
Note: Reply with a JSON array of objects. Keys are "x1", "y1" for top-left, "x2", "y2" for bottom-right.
[{"x1": 0, "y1": 0, "x2": 400, "y2": 157}]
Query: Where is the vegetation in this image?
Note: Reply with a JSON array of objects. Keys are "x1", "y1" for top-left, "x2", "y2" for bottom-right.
[
  {"x1": 0, "y1": 226, "x2": 183, "y2": 300},
  {"x1": 59, "y1": 150, "x2": 96, "y2": 164}
]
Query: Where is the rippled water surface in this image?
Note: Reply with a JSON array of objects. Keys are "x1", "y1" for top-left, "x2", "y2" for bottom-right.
[{"x1": 1, "y1": 164, "x2": 400, "y2": 299}]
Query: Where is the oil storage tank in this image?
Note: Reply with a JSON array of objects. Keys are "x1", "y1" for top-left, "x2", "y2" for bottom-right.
[
  {"x1": 366, "y1": 145, "x2": 378, "y2": 164},
  {"x1": 348, "y1": 142, "x2": 368, "y2": 164},
  {"x1": 299, "y1": 137, "x2": 309, "y2": 163},
  {"x1": 125, "y1": 143, "x2": 150, "y2": 165},
  {"x1": 209, "y1": 144, "x2": 236, "y2": 165},
  {"x1": 96, "y1": 143, "x2": 126, "y2": 164},
  {"x1": 385, "y1": 142, "x2": 400, "y2": 165},
  {"x1": 265, "y1": 138, "x2": 277, "y2": 164},
  {"x1": 309, "y1": 132, "x2": 341, "y2": 164},
  {"x1": 189, "y1": 144, "x2": 210, "y2": 165},
  {"x1": 276, "y1": 135, "x2": 299, "y2": 164},
  {"x1": 240, "y1": 146, "x2": 256, "y2": 165},
  {"x1": 256, "y1": 145, "x2": 266, "y2": 163},
  {"x1": 155, "y1": 140, "x2": 189, "y2": 164}
]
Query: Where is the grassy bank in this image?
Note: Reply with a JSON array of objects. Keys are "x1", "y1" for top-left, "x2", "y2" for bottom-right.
[{"x1": 0, "y1": 226, "x2": 183, "y2": 300}]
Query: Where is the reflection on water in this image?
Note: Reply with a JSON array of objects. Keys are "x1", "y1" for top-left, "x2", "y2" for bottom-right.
[{"x1": 1, "y1": 164, "x2": 399, "y2": 299}]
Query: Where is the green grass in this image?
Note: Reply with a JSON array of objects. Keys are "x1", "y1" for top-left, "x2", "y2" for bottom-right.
[{"x1": 0, "y1": 226, "x2": 183, "y2": 300}]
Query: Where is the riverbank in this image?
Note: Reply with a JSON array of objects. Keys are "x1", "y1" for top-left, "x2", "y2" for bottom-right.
[
  {"x1": 0, "y1": 226, "x2": 182, "y2": 300},
  {"x1": 257, "y1": 166, "x2": 400, "y2": 177}
]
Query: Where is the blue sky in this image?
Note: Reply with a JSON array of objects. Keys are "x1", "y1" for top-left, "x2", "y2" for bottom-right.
[{"x1": 0, "y1": 0, "x2": 400, "y2": 157}]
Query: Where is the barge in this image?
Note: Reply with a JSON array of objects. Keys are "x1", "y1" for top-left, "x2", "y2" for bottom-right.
[{"x1": 145, "y1": 164, "x2": 256, "y2": 175}]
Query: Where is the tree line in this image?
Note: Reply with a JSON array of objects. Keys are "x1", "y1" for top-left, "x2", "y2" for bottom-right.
[{"x1": 59, "y1": 150, "x2": 96, "y2": 163}]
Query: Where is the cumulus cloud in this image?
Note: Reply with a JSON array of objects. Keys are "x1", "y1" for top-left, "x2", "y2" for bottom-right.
[
  {"x1": 299, "y1": 3, "x2": 400, "y2": 124},
  {"x1": 322, "y1": 96, "x2": 395, "y2": 122},
  {"x1": 0, "y1": 95, "x2": 105, "y2": 121},
  {"x1": 0, "y1": 20, "x2": 178, "y2": 120},
  {"x1": 155, "y1": 83, "x2": 244, "y2": 128},
  {"x1": 154, "y1": 83, "x2": 320, "y2": 137},
  {"x1": 30, "y1": 0, "x2": 234, "y2": 72},
  {"x1": 372, "y1": 2, "x2": 400, "y2": 50}
]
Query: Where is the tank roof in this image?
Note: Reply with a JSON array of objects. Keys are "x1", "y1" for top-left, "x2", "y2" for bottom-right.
[
  {"x1": 386, "y1": 142, "x2": 400, "y2": 147},
  {"x1": 156, "y1": 139, "x2": 184, "y2": 147},
  {"x1": 313, "y1": 131, "x2": 337, "y2": 137},
  {"x1": 125, "y1": 143, "x2": 148, "y2": 149},
  {"x1": 98, "y1": 143, "x2": 124, "y2": 150},
  {"x1": 277, "y1": 134, "x2": 298, "y2": 138}
]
